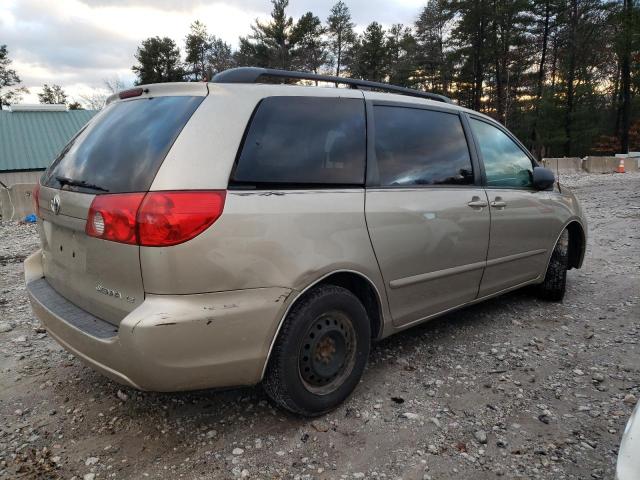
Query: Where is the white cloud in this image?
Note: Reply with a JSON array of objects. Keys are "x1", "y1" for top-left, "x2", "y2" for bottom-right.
[{"x1": 1, "y1": 0, "x2": 424, "y2": 106}]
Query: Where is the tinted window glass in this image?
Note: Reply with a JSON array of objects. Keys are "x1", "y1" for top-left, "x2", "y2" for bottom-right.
[
  {"x1": 44, "y1": 96, "x2": 203, "y2": 193},
  {"x1": 470, "y1": 118, "x2": 534, "y2": 188},
  {"x1": 373, "y1": 106, "x2": 473, "y2": 186},
  {"x1": 232, "y1": 96, "x2": 365, "y2": 186}
]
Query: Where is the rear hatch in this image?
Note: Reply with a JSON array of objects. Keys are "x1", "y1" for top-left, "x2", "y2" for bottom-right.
[{"x1": 36, "y1": 84, "x2": 207, "y2": 325}]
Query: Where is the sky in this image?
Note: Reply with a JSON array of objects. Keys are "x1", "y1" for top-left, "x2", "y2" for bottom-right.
[{"x1": 1, "y1": 0, "x2": 427, "y2": 107}]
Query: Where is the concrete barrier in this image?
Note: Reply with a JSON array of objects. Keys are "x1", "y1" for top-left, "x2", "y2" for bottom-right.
[
  {"x1": 583, "y1": 156, "x2": 639, "y2": 173},
  {"x1": 0, "y1": 188, "x2": 10, "y2": 220},
  {"x1": 0, "y1": 183, "x2": 37, "y2": 221},
  {"x1": 616, "y1": 153, "x2": 640, "y2": 170},
  {"x1": 542, "y1": 157, "x2": 583, "y2": 174}
]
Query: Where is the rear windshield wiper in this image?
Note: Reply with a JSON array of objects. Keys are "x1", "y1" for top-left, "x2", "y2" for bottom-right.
[{"x1": 55, "y1": 176, "x2": 109, "y2": 192}]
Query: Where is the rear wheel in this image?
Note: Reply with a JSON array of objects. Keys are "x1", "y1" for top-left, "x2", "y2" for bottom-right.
[
  {"x1": 537, "y1": 229, "x2": 569, "y2": 301},
  {"x1": 263, "y1": 285, "x2": 370, "y2": 416}
]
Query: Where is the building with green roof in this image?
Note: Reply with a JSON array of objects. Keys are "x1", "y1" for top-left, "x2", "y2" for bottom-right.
[{"x1": 0, "y1": 104, "x2": 97, "y2": 186}]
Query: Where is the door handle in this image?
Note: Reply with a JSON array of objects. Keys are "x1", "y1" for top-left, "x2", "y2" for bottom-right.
[
  {"x1": 467, "y1": 196, "x2": 488, "y2": 208},
  {"x1": 491, "y1": 197, "x2": 507, "y2": 209}
]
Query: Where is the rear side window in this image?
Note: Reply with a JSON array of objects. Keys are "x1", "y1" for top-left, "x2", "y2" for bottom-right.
[
  {"x1": 373, "y1": 106, "x2": 473, "y2": 186},
  {"x1": 232, "y1": 96, "x2": 366, "y2": 186},
  {"x1": 44, "y1": 96, "x2": 204, "y2": 193},
  {"x1": 470, "y1": 118, "x2": 534, "y2": 188}
]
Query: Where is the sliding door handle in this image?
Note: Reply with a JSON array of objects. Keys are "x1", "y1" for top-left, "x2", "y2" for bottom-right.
[
  {"x1": 467, "y1": 196, "x2": 488, "y2": 208},
  {"x1": 491, "y1": 197, "x2": 507, "y2": 208}
]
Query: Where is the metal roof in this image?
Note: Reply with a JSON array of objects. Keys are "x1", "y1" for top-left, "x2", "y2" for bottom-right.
[{"x1": 0, "y1": 109, "x2": 98, "y2": 172}]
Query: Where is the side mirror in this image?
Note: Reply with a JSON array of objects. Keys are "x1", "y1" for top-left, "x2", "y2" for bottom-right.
[{"x1": 532, "y1": 166, "x2": 555, "y2": 190}]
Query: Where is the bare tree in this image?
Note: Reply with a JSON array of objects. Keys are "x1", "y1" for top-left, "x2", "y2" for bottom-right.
[
  {"x1": 104, "y1": 76, "x2": 128, "y2": 94},
  {"x1": 79, "y1": 91, "x2": 108, "y2": 110}
]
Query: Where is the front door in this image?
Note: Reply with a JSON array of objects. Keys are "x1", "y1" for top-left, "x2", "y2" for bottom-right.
[
  {"x1": 469, "y1": 116, "x2": 558, "y2": 297},
  {"x1": 365, "y1": 102, "x2": 490, "y2": 327}
]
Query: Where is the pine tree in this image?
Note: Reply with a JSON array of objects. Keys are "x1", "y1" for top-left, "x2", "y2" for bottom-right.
[
  {"x1": 291, "y1": 12, "x2": 329, "y2": 74},
  {"x1": 326, "y1": 1, "x2": 356, "y2": 77},
  {"x1": 0, "y1": 45, "x2": 27, "y2": 108},
  {"x1": 414, "y1": 0, "x2": 454, "y2": 94},
  {"x1": 348, "y1": 22, "x2": 388, "y2": 82},
  {"x1": 38, "y1": 84, "x2": 68, "y2": 104},
  {"x1": 132, "y1": 37, "x2": 185, "y2": 84},
  {"x1": 386, "y1": 24, "x2": 417, "y2": 88},
  {"x1": 613, "y1": 0, "x2": 638, "y2": 153},
  {"x1": 487, "y1": 0, "x2": 532, "y2": 125},
  {"x1": 555, "y1": 0, "x2": 610, "y2": 155},
  {"x1": 185, "y1": 20, "x2": 211, "y2": 81},
  {"x1": 529, "y1": 0, "x2": 560, "y2": 157},
  {"x1": 207, "y1": 37, "x2": 235, "y2": 77},
  {"x1": 448, "y1": 0, "x2": 492, "y2": 110},
  {"x1": 242, "y1": 0, "x2": 294, "y2": 69}
]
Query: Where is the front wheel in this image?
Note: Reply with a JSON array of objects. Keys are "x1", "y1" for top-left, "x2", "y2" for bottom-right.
[
  {"x1": 536, "y1": 229, "x2": 569, "y2": 301},
  {"x1": 263, "y1": 285, "x2": 371, "y2": 416}
]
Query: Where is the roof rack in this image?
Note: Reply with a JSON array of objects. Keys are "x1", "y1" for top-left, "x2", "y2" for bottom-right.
[{"x1": 211, "y1": 67, "x2": 453, "y2": 104}]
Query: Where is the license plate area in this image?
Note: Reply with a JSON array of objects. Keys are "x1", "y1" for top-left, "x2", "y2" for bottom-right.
[{"x1": 43, "y1": 220, "x2": 88, "y2": 274}]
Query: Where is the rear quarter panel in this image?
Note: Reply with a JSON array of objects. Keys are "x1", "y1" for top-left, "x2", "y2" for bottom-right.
[{"x1": 139, "y1": 189, "x2": 386, "y2": 297}]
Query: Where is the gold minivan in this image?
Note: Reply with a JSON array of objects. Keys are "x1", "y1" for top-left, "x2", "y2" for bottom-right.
[{"x1": 25, "y1": 68, "x2": 587, "y2": 416}]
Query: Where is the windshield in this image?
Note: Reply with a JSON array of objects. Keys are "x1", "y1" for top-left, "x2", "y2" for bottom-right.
[{"x1": 43, "y1": 95, "x2": 204, "y2": 193}]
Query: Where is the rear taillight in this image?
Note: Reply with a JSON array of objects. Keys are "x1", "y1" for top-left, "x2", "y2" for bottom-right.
[
  {"x1": 86, "y1": 193, "x2": 145, "y2": 245},
  {"x1": 85, "y1": 191, "x2": 226, "y2": 247},
  {"x1": 32, "y1": 184, "x2": 41, "y2": 217},
  {"x1": 137, "y1": 191, "x2": 226, "y2": 246}
]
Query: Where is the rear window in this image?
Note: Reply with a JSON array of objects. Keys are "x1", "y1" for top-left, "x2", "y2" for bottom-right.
[
  {"x1": 43, "y1": 96, "x2": 203, "y2": 193},
  {"x1": 231, "y1": 96, "x2": 366, "y2": 187},
  {"x1": 373, "y1": 106, "x2": 473, "y2": 186}
]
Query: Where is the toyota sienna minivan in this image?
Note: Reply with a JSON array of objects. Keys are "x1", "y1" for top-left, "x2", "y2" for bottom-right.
[{"x1": 25, "y1": 67, "x2": 587, "y2": 416}]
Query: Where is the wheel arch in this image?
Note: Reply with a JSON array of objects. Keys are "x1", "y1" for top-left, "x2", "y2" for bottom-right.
[
  {"x1": 565, "y1": 220, "x2": 586, "y2": 269},
  {"x1": 260, "y1": 269, "x2": 386, "y2": 380}
]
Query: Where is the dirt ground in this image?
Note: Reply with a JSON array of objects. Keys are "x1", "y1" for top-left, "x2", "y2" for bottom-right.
[{"x1": 1, "y1": 172, "x2": 639, "y2": 480}]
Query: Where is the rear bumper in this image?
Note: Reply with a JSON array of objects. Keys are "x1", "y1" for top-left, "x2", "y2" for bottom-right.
[{"x1": 24, "y1": 250, "x2": 293, "y2": 391}]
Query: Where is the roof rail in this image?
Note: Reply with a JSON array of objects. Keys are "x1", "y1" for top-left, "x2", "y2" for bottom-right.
[{"x1": 211, "y1": 67, "x2": 453, "y2": 104}]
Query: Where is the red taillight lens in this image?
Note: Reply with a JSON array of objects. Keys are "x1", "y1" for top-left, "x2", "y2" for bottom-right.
[
  {"x1": 138, "y1": 191, "x2": 226, "y2": 247},
  {"x1": 86, "y1": 193, "x2": 145, "y2": 245},
  {"x1": 32, "y1": 184, "x2": 41, "y2": 217},
  {"x1": 85, "y1": 191, "x2": 226, "y2": 247}
]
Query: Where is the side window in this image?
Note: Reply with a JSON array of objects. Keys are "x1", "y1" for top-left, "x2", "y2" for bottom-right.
[
  {"x1": 470, "y1": 118, "x2": 534, "y2": 188},
  {"x1": 232, "y1": 96, "x2": 366, "y2": 186},
  {"x1": 373, "y1": 106, "x2": 473, "y2": 186}
]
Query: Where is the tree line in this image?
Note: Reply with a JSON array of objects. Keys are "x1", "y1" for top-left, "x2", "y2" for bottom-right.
[
  {"x1": 1, "y1": 0, "x2": 637, "y2": 157},
  {"x1": 130, "y1": 0, "x2": 638, "y2": 158}
]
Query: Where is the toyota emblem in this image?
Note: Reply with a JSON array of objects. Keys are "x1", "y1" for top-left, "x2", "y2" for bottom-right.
[{"x1": 50, "y1": 194, "x2": 61, "y2": 215}]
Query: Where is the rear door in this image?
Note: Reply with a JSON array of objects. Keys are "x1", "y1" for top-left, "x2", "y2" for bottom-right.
[
  {"x1": 364, "y1": 99, "x2": 490, "y2": 327},
  {"x1": 36, "y1": 86, "x2": 206, "y2": 325},
  {"x1": 468, "y1": 116, "x2": 558, "y2": 296}
]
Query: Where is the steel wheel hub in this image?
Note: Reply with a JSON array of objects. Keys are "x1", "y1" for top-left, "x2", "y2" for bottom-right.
[{"x1": 299, "y1": 311, "x2": 356, "y2": 394}]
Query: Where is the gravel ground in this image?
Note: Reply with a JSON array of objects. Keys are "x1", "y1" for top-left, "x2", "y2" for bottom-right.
[{"x1": 1, "y1": 172, "x2": 639, "y2": 480}]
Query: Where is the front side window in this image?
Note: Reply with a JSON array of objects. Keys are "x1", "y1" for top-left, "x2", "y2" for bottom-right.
[
  {"x1": 470, "y1": 118, "x2": 534, "y2": 188},
  {"x1": 373, "y1": 106, "x2": 473, "y2": 186},
  {"x1": 232, "y1": 96, "x2": 366, "y2": 186}
]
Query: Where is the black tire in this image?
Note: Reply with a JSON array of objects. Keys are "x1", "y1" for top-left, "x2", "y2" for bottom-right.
[
  {"x1": 536, "y1": 229, "x2": 569, "y2": 301},
  {"x1": 263, "y1": 285, "x2": 371, "y2": 417}
]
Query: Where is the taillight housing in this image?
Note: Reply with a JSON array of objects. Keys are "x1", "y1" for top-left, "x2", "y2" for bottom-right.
[
  {"x1": 138, "y1": 191, "x2": 226, "y2": 246},
  {"x1": 85, "y1": 191, "x2": 226, "y2": 247},
  {"x1": 86, "y1": 193, "x2": 145, "y2": 245},
  {"x1": 32, "y1": 183, "x2": 41, "y2": 217}
]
